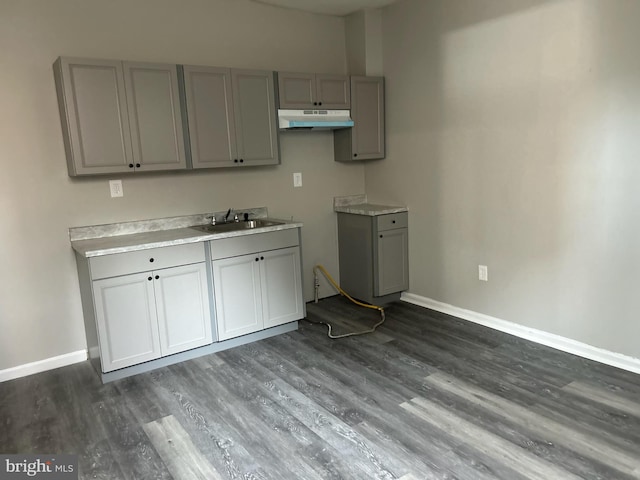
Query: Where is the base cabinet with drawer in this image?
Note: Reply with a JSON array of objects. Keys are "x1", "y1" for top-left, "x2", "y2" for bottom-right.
[
  {"x1": 210, "y1": 229, "x2": 304, "y2": 341},
  {"x1": 79, "y1": 243, "x2": 212, "y2": 373},
  {"x1": 337, "y1": 211, "x2": 408, "y2": 304}
]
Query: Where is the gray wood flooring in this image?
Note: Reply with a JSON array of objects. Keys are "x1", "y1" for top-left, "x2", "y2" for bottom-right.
[{"x1": 1, "y1": 296, "x2": 639, "y2": 479}]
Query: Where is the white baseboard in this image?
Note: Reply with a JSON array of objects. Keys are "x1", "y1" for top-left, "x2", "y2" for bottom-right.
[
  {"x1": 401, "y1": 292, "x2": 640, "y2": 376},
  {"x1": 0, "y1": 350, "x2": 87, "y2": 383}
]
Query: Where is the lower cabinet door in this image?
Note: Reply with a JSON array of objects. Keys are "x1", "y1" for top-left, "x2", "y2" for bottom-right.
[
  {"x1": 261, "y1": 246, "x2": 304, "y2": 329},
  {"x1": 154, "y1": 263, "x2": 213, "y2": 356},
  {"x1": 375, "y1": 228, "x2": 409, "y2": 296},
  {"x1": 212, "y1": 253, "x2": 263, "y2": 340},
  {"x1": 93, "y1": 273, "x2": 161, "y2": 372}
]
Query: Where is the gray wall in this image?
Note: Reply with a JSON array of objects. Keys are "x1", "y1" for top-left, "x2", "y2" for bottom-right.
[
  {"x1": 0, "y1": 0, "x2": 365, "y2": 371},
  {"x1": 366, "y1": 0, "x2": 640, "y2": 359}
]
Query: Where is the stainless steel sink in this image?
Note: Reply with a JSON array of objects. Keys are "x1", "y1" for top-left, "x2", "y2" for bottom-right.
[{"x1": 191, "y1": 219, "x2": 284, "y2": 234}]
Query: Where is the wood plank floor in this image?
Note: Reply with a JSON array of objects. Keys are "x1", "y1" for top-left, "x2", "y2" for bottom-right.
[{"x1": 1, "y1": 296, "x2": 639, "y2": 479}]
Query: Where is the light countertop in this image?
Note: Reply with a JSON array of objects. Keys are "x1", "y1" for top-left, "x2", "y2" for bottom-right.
[
  {"x1": 70, "y1": 209, "x2": 302, "y2": 258},
  {"x1": 333, "y1": 194, "x2": 407, "y2": 216}
]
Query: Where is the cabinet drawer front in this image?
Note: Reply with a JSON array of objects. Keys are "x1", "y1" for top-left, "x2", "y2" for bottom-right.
[
  {"x1": 90, "y1": 242, "x2": 206, "y2": 279},
  {"x1": 210, "y1": 229, "x2": 299, "y2": 260},
  {"x1": 376, "y1": 212, "x2": 408, "y2": 232}
]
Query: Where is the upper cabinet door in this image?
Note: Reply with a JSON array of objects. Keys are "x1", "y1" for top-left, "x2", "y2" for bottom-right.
[
  {"x1": 315, "y1": 75, "x2": 350, "y2": 109},
  {"x1": 277, "y1": 72, "x2": 350, "y2": 109},
  {"x1": 182, "y1": 65, "x2": 238, "y2": 168},
  {"x1": 351, "y1": 76, "x2": 385, "y2": 160},
  {"x1": 277, "y1": 72, "x2": 316, "y2": 108},
  {"x1": 54, "y1": 57, "x2": 134, "y2": 176},
  {"x1": 231, "y1": 69, "x2": 279, "y2": 166},
  {"x1": 123, "y1": 62, "x2": 187, "y2": 171}
]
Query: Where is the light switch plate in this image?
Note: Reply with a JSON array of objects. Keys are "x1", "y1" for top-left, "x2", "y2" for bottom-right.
[
  {"x1": 478, "y1": 265, "x2": 488, "y2": 281},
  {"x1": 109, "y1": 180, "x2": 123, "y2": 198},
  {"x1": 293, "y1": 172, "x2": 302, "y2": 188}
]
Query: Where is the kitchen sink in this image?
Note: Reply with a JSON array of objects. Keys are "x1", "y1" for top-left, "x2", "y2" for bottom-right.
[{"x1": 191, "y1": 219, "x2": 284, "y2": 234}]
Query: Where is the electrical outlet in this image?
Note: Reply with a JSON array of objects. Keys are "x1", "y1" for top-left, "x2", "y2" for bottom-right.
[
  {"x1": 478, "y1": 265, "x2": 488, "y2": 281},
  {"x1": 293, "y1": 172, "x2": 302, "y2": 188},
  {"x1": 109, "y1": 180, "x2": 123, "y2": 198}
]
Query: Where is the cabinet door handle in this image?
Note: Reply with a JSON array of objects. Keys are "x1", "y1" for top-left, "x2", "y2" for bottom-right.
[
  {"x1": 148, "y1": 276, "x2": 152, "y2": 281},
  {"x1": 353, "y1": 153, "x2": 358, "y2": 158},
  {"x1": 392, "y1": 220, "x2": 396, "y2": 224},
  {"x1": 129, "y1": 164, "x2": 134, "y2": 168},
  {"x1": 380, "y1": 234, "x2": 383, "y2": 238},
  {"x1": 239, "y1": 159, "x2": 244, "y2": 163},
  {"x1": 318, "y1": 102, "x2": 322, "y2": 106},
  {"x1": 149, "y1": 258, "x2": 154, "y2": 262},
  {"x1": 234, "y1": 159, "x2": 238, "y2": 163},
  {"x1": 136, "y1": 163, "x2": 141, "y2": 168},
  {"x1": 260, "y1": 256, "x2": 264, "y2": 260},
  {"x1": 313, "y1": 102, "x2": 318, "y2": 106},
  {"x1": 255, "y1": 257, "x2": 259, "y2": 262},
  {"x1": 155, "y1": 275, "x2": 160, "y2": 280}
]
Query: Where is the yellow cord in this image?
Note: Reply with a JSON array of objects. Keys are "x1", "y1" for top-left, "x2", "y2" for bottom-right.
[{"x1": 311, "y1": 265, "x2": 385, "y2": 339}]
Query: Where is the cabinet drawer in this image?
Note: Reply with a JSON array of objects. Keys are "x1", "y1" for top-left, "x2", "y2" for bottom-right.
[
  {"x1": 210, "y1": 229, "x2": 299, "y2": 260},
  {"x1": 90, "y1": 242, "x2": 206, "y2": 279},
  {"x1": 376, "y1": 212, "x2": 408, "y2": 232}
]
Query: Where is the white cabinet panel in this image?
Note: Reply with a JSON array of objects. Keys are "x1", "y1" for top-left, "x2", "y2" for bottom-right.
[
  {"x1": 93, "y1": 273, "x2": 161, "y2": 372},
  {"x1": 213, "y1": 254, "x2": 263, "y2": 341},
  {"x1": 261, "y1": 247, "x2": 304, "y2": 329},
  {"x1": 155, "y1": 263, "x2": 213, "y2": 355}
]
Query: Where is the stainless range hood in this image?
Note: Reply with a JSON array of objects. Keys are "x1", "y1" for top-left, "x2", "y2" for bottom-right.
[{"x1": 278, "y1": 109, "x2": 354, "y2": 130}]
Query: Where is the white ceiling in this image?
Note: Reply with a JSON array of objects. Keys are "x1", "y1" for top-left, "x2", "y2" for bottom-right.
[{"x1": 252, "y1": 0, "x2": 400, "y2": 17}]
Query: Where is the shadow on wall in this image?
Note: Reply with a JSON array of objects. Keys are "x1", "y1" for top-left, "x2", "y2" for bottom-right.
[{"x1": 373, "y1": 0, "x2": 640, "y2": 355}]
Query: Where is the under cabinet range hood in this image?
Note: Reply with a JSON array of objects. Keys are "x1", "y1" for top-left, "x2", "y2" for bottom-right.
[{"x1": 278, "y1": 109, "x2": 354, "y2": 130}]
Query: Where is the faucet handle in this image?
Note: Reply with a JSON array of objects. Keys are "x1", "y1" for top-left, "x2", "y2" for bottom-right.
[
  {"x1": 234, "y1": 213, "x2": 239, "y2": 222},
  {"x1": 206, "y1": 215, "x2": 216, "y2": 226}
]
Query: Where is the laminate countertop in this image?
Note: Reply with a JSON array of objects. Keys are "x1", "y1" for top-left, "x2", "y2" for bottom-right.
[
  {"x1": 333, "y1": 194, "x2": 407, "y2": 216},
  {"x1": 333, "y1": 203, "x2": 408, "y2": 216},
  {"x1": 70, "y1": 209, "x2": 301, "y2": 258}
]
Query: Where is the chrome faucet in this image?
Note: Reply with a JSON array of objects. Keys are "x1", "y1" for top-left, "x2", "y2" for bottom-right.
[{"x1": 224, "y1": 208, "x2": 239, "y2": 223}]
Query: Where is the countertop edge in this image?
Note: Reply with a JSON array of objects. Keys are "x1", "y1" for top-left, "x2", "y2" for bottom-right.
[
  {"x1": 334, "y1": 204, "x2": 408, "y2": 216},
  {"x1": 73, "y1": 220, "x2": 303, "y2": 258}
]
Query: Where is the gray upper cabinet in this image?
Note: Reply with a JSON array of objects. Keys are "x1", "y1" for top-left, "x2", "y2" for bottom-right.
[
  {"x1": 334, "y1": 76, "x2": 385, "y2": 162},
  {"x1": 123, "y1": 62, "x2": 187, "y2": 172},
  {"x1": 182, "y1": 66, "x2": 279, "y2": 168},
  {"x1": 181, "y1": 66, "x2": 237, "y2": 168},
  {"x1": 54, "y1": 57, "x2": 134, "y2": 176},
  {"x1": 54, "y1": 57, "x2": 187, "y2": 176},
  {"x1": 278, "y1": 72, "x2": 350, "y2": 109},
  {"x1": 231, "y1": 70, "x2": 279, "y2": 166}
]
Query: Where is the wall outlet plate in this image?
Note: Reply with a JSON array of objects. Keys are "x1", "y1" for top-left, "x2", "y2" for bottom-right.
[
  {"x1": 479, "y1": 265, "x2": 488, "y2": 281},
  {"x1": 293, "y1": 172, "x2": 302, "y2": 188},
  {"x1": 109, "y1": 180, "x2": 123, "y2": 198}
]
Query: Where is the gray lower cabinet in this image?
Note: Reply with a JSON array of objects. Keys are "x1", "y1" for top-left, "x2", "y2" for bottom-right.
[
  {"x1": 334, "y1": 76, "x2": 385, "y2": 162},
  {"x1": 277, "y1": 72, "x2": 350, "y2": 109},
  {"x1": 210, "y1": 230, "x2": 304, "y2": 341},
  {"x1": 80, "y1": 243, "x2": 212, "y2": 373},
  {"x1": 181, "y1": 66, "x2": 279, "y2": 168},
  {"x1": 337, "y1": 211, "x2": 408, "y2": 304},
  {"x1": 54, "y1": 57, "x2": 187, "y2": 176}
]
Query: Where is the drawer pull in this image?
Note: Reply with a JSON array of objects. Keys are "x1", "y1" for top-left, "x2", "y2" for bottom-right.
[{"x1": 149, "y1": 258, "x2": 154, "y2": 262}]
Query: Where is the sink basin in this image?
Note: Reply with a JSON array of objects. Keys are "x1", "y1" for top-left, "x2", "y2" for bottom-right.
[{"x1": 192, "y1": 219, "x2": 284, "y2": 234}]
